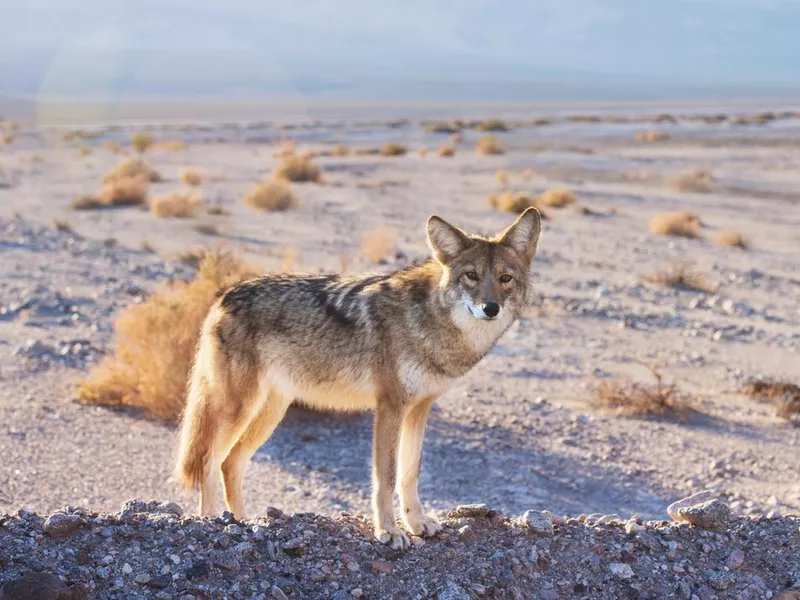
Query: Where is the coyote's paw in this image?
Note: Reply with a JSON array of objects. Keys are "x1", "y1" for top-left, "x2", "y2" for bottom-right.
[
  {"x1": 375, "y1": 525, "x2": 411, "y2": 551},
  {"x1": 404, "y1": 513, "x2": 443, "y2": 538}
]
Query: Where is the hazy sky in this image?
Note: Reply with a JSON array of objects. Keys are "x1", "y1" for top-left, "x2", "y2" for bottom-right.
[{"x1": 2, "y1": 0, "x2": 800, "y2": 100}]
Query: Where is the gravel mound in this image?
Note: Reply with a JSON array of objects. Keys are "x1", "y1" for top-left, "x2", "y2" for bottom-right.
[{"x1": 1, "y1": 501, "x2": 798, "y2": 600}]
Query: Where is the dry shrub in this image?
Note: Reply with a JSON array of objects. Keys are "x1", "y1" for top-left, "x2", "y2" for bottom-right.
[
  {"x1": 273, "y1": 154, "x2": 322, "y2": 183},
  {"x1": 635, "y1": 130, "x2": 669, "y2": 142},
  {"x1": 194, "y1": 223, "x2": 219, "y2": 236},
  {"x1": 180, "y1": 168, "x2": 204, "y2": 186},
  {"x1": 354, "y1": 147, "x2": 380, "y2": 156},
  {"x1": 53, "y1": 219, "x2": 73, "y2": 233},
  {"x1": 742, "y1": 380, "x2": 800, "y2": 421},
  {"x1": 151, "y1": 140, "x2": 188, "y2": 152},
  {"x1": 476, "y1": 135, "x2": 504, "y2": 155},
  {"x1": 76, "y1": 250, "x2": 259, "y2": 420},
  {"x1": 362, "y1": 226, "x2": 398, "y2": 264},
  {"x1": 99, "y1": 177, "x2": 150, "y2": 207},
  {"x1": 427, "y1": 122, "x2": 459, "y2": 134},
  {"x1": 641, "y1": 261, "x2": 716, "y2": 293},
  {"x1": 593, "y1": 366, "x2": 691, "y2": 417},
  {"x1": 78, "y1": 146, "x2": 93, "y2": 156},
  {"x1": 131, "y1": 131, "x2": 154, "y2": 153},
  {"x1": 418, "y1": 147, "x2": 429, "y2": 157},
  {"x1": 477, "y1": 119, "x2": 509, "y2": 132},
  {"x1": 495, "y1": 169, "x2": 510, "y2": 186},
  {"x1": 332, "y1": 144, "x2": 350, "y2": 157},
  {"x1": 74, "y1": 177, "x2": 150, "y2": 209},
  {"x1": 245, "y1": 179, "x2": 298, "y2": 212},
  {"x1": 668, "y1": 169, "x2": 713, "y2": 194},
  {"x1": 102, "y1": 158, "x2": 162, "y2": 184},
  {"x1": 489, "y1": 192, "x2": 549, "y2": 218},
  {"x1": 539, "y1": 187, "x2": 576, "y2": 208},
  {"x1": 150, "y1": 190, "x2": 203, "y2": 218},
  {"x1": 437, "y1": 145, "x2": 456, "y2": 158},
  {"x1": 207, "y1": 205, "x2": 229, "y2": 216},
  {"x1": 380, "y1": 143, "x2": 407, "y2": 157},
  {"x1": 103, "y1": 237, "x2": 118, "y2": 247},
  {"x1": 714, "y1": 230, "x2": 747, "y2": 249},
  {"x1": 649, "y1": 211, "x2": 701, "y2": 238}
]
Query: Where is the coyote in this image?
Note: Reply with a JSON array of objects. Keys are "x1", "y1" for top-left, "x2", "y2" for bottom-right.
[{"x1": 176, "y1": 208, "x2": 542, "y2": 549}]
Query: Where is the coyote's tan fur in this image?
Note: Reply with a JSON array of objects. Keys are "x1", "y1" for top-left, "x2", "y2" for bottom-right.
[{"x1": 176, "y1": 208, "x2": 542, "y2": 549}]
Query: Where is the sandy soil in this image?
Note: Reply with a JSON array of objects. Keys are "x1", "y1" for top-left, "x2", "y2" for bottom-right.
[{"x1": 0, "y1": 105, "x2": 799, "y2": 530}]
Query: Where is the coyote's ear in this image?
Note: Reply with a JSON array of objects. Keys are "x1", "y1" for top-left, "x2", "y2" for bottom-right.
[
  {"x1": 499, "y1": 207, "x2": 541, "y2": 264},
  {"x1": 427, "y1": 215, "x2": 471, "y2": 264}
]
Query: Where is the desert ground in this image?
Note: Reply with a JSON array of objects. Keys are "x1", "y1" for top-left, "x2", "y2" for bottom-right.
[{"x1": 1, "y1": 101, "x2": 799, "y2": 598}]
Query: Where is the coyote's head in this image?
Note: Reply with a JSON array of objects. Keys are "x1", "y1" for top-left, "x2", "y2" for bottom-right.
[{"x1": 426, "y1": 208, "x2": 541, "y2": 321}]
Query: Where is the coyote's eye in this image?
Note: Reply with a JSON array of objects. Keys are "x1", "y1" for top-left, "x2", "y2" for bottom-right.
[
  {"x1": 465, "y1": 271, "x2": 479, "y2": 281},
  {"x1": 499, "y1": 274, "x2": 513, "y2": 284}
]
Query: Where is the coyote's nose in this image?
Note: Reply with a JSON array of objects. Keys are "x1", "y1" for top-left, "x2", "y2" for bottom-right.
[{"x1": 482, "y1": 302, "x2": 500, "y2": 318}]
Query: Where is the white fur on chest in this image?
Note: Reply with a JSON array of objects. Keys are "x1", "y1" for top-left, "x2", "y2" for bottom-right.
[{"x1": 398, "y1": 359, "x2": 454, "y2": 399}]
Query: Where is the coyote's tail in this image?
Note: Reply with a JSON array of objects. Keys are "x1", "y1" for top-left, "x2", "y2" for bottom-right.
[{"x1": 175, "y1": 338, "x2": 216, "y2": 489}]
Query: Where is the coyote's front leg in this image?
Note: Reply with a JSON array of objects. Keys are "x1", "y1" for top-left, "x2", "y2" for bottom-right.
[
  {"x1": 372, "y1": 401, "x2": 410, "y2": 550},
  {"x1": 399, "y1": 396, "x2": 442, "y2": 537}
]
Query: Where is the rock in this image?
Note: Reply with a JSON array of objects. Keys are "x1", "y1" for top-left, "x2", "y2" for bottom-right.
[
  {"x1": 266, "y1": 506, "x2": 284, "y2": 518},
  {"x1": 349, "y1": 588, "x2": 364, "y2": 599},
  {"x1": 1, "y1": 572, "x2": 75, "y2": 600},
  {"x1": 271, "y1": 585, "x2": 289, "y2": 600},
  {"x1": 457, "y1": 525, "x2": 475, "y2": 541},
  {"x1": 147, "y1": 575, "x2": 171, "y2": 589},
  {"x1": 370, "y1": 560, "x2": 394, "y2": 575},
  {"x1": 437, "y1": 580, "x2": 471, "y2": 600},
  {"x1": 282, "y1": 539, "x2": 306, "y2": 558},
  {"x1": 608, "y1": 562, "x2": 634, "y2": 580},
  {"x1": 185, "y1": 560, "x2": 210, "y2": 580},
  {"x1": 520, "y1": 510, "x2": 554, "y2": 536},
  {"x1": 726, "y1": 549, "x2": 745, "y2": 570},
  {"x1": 667, "y1": 490, "x2": 716, "y2": 521},
  {"x1": 708, "y1": 571, "x2": 736, "y2": 591},
  {"x1": 674, "y1": 500, "x2": 731, "y2": 530},
  {"x1": 43, "y1": 513, "x2": 85, "y2": 539},
  {"x1": 625, "y1": 519, "x2": 645, "y2": 535},
  {"x1": 447, "y1": 504, "x2": 489, "y2": 519}
]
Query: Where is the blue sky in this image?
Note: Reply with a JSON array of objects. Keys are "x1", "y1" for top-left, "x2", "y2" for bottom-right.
[{"x1": 2, "y1": 0, "x2": 800, "y2": 100}]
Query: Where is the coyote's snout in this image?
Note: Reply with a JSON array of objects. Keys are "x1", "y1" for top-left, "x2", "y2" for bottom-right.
[{"x1": 176, "y1": 208, "x2": 542, "y2": 549}]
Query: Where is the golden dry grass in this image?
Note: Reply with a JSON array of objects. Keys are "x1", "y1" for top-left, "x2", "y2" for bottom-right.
[
  {"x1": 273, "y1": 154, "x2": 322, "y2": 183},
  {"x1": 102, "y1": 158, "x2": 162, "y2": 184},
  {"x1": 207, "y1": 205, "x2": 230, "y2": 216},
  {"x1": 477, "y1": 119, "x2": 509, "y2": 132},
  {"x1": 488, "y1": 192, "x2": 549, "y2": 218},
  {"x1": 437, "y1": 145, "x2": 456, "y2": 158},
  {"x1": 476, "y1": 135, "x2": 504, "y2": 155},
  {"x1": 495, "y1": 169, "x2": 510, "y2": 186},
  {"x1": 641, "y1": 262, "x2": 716, "y2": 293},
  {"x1": 649, "y1": 211, "x2": 702, "y2": 238},
  {"x1": 362, "y1": 226, "x2": 398, "y2": 264},
  {"x1": 539, "y1": 187, "x2": 576, "y2": 208},
  {"x1": 150, "y1": 190, "x2": 204, "y2": 218},
  {"x1": 75, "y1": 250, "x2": 259, "y2": 420},
  {"x1": 742, "y1": 380, "x2": 800, "y2": 421},
  {"x1": 73, "y1": 177, "x2": 150, "y2": 210},
  {"x1": 714, "y1": 230, "x2": 747, "y2": 249},
  {"x1": 180, "y1": 168, "x2": 204, "y2": 186},
  {"x1": 332, "y1": 144, "x2": 350, "y2": 157},
  {"x1": 635, "y1": 130, "x2": 669, "y2": 142},
  {"x1": 245, "y1": 179, "x2": 299, "y2": 212},
  {"x1": 131, "y1": 131, "x2": 154, "y2": 153},
  {"x1": 380, "y1": 143, "x2": 407, "y2": 157},
  {"x1": 667, "y1": 169, "x2": 713, "y2": 194},
  {"x1": 593, "y1": 366, "x2": 691, "y2": 417}
]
